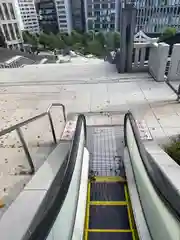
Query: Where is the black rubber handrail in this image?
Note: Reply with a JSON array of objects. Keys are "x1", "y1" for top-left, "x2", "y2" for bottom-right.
[
  {"x1": 23, "y1": 114, "x2": 86, "y2": 240},
  {"x1": 124, "y1": 111, "x2": 180, "y2": 221}
]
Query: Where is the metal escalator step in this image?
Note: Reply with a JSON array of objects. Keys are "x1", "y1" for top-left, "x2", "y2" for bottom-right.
[
  {"x1": 89, "y1": 205, "x2": 130, "y2": 229},
  {"x1": 91, "y1": 182, "x2": 125, "y2": 201},
  {"x1": 88, "y1": 232, "x2": 133, "y2": 240}
]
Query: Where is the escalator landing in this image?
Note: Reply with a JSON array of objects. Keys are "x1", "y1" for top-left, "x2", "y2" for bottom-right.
[
  {"x1": 85, "y1": 177, "x2": 136, "y2": 240},
  {"x1": 84, "y1": 126, "x2": 137, "y2": 240}
]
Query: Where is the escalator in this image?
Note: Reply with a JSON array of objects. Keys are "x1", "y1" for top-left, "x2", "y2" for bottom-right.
[
  {"x1": 85, "y1": 177, "x2": 136, "y2": 240},
  {"x1": 84, "y1": 126, "x2": 137, "y2": 240},
  {"x1": 2, "y1": 109, "x2": 180, "y2": 240}
]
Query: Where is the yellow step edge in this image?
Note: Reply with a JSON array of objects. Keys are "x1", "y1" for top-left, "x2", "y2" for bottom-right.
[
  {"x1": 94, "y1": 176, "x2": 126, "y2": 183},
  {"x1": 84, "y1": 182, "x2": 91, "y2": 240},
  {"x1": 124, "y1": 185, "x2": 136, "y2": 240},
  {"x1": 90, "y1": 201, "x2": 127, "y2": 206},
  {"x1": 88, "y1": 229, "x2": 132, "y2": 233}
]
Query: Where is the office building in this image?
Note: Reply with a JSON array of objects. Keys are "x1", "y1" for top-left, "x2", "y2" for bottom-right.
[
  {"x1": 36, "y1": 0, "x2": 59, "y2": 33},
  {"x1": 70, "y1": 0, "x2": 85, "y2": 32},
  {"x1": 0, "y1": 0, "x2": 23, "y2": 49},
  {"x1": 135, "y1": 0, "x2": 180, "y2": 33},
  {"x1": 17, "y1": 0, "x2": 40, "y2": 34},
  {"x1": 55, "y1": 0, "x2": 72, "y2": 33},
  {"x1": 84, "y1": 0, "x2": 117, "y2": 32}
]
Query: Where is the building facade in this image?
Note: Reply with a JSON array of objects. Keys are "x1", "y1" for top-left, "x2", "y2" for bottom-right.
[
  {"x1": 70, "y1": 0, "x2": 85, "y2": 32},
  {"x1": 135, "y1": 0, "x2": 180, "y2": 33},
  {"x1": 84, "y1": 0, "x2": 117, "y2": 32},
  {"x1": 54, "y1": 0, "x2": 72, "y2": 33},
  {"x1": 17, "y1": 0, "x2": 40, "y2": 34},
  {"x1": 36, "y1": 0, "x2": 59, "y2": 33},
  {"x1": 0, "y1": 0, "x2": 23, "y2": 49}
]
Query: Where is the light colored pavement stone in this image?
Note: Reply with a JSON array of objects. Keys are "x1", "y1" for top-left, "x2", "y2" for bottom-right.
[{"x1": 0, "y1": 60, "x2": 179, "y2": 213}]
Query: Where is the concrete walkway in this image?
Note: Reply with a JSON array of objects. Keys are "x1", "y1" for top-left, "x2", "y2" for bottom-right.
[{"x1": 0, "y1": 65, "x2": 179, "y2": 215}]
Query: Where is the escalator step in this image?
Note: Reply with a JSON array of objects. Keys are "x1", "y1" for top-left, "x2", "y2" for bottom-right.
[
  {"x1": 89, "y1": 205, "x2": 130, "y2": 229},
  {"x1": 88, "y1": 232, "x2": 133, "y2": 240},
  {"x1": 91, "y1": 182, "x2": 125, "y2": 201}
]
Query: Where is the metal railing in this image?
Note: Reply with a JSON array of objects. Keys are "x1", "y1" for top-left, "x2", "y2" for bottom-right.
[
  {"x1": 23, "y1": 114, "x2": 86, "y2": 240},
  {"x1": 124, "y1": 111, "x2": 180, "y2": 221},
  {"x1": 0, "y1": 103, "x2": 66, "y2": 174}
]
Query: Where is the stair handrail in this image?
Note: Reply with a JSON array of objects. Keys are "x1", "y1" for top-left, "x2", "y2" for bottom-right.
[
  {"x1": 23, "y1": 114, "x2": 87, "y2": 240},
  {"x1": 124, "y1": 111, "x2": 180, "y2": 221},
  {"x1": 0, "y1": 103, "x2": 66, "y2": 174}
]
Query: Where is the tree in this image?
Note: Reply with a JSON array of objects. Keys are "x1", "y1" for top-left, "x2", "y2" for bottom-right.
[
  {"x1": 59, "y1": 33, "x2": 73, "y2": 46},
  {"x1": 159, "y1": 27, "x2": 177, "y2": 41},
  {"x1": 39, "y1": 32, "x2": 51, "y2": 48},
  {"x1": 71, "y1": 30, "x2": 83, "y2": 44},
  {"x1": 48, "y1": 33, "x2": 65, "y2": 50},
  {"x1": 86, "y1": 40, "x2": 104, "y2": 57},
  {"x1": 95, "y1": 32, "x2": 106, "y2": 47},
  {"x1": 22, "y1": 31, "x2": 38, "y2": 47}
]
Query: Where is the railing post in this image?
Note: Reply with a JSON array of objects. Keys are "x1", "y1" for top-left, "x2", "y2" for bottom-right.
[
  {"x1": 48, "y1": 112, "x2": 57, "y2": 144},
  {"x1": 149, "y1": 43, "x2": 169, "y2": 82},
  {"x1": 168, "y1": 44, "x2": 180, "y2": 81},
  {"x1": 61, "y1": 104, "x2": 66, "y2": 122},
  {"x1": 16, "y1": 128, "x2": 35, "y2": 174}
]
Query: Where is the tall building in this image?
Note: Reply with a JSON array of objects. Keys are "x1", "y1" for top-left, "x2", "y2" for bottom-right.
[
  {"x1": 135, "y1": 0, "x2": 180, "y2": 33},
  {"x1": 36, "y1": 0, "x2": 72, "y2": 34},
  {"x1": 17, "y1": 0, "x2": 40, "y2": 34},
  {"x1": 84, "y1": 0, "x2": 117, "y2": 32},
  {"x1": 0, "y1": 0, "x2": 23, "y2": 49},
  {"x1": 71, "y1": 0, "x2": 85, "y2": 32},
  {"x1": 54, "y1": 0, "x2": 72, "y2": 33},
  {"x1": 36, "y1": 0, "x2": 59, "y2": 33}
]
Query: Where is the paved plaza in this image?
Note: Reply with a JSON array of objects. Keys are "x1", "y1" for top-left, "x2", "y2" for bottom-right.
[{"x1": 0, "y1": 60, "x2": 180, "y2": 215}]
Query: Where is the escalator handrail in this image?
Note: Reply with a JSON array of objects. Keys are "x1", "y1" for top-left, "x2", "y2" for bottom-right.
[
  {"x1": 23, "y1": 114, "x2": 87, "y2": 240},
  {"x1": 124, "y1": 111, "x2": 180, "y2": 221}
]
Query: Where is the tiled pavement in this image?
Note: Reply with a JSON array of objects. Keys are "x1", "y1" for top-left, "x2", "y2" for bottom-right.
[{"x1": 0, "y1": 67, "x2": 179, "y2": 214}]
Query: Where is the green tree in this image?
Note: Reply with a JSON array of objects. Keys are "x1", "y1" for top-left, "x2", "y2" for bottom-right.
[
  {"x1": 39, "y1": 32, "x2": 51, "y2": 48},
  {"x1": 95, "y1": 32, "x2": 106, "y2": 47},
  {"x1": 71, "y1": 30, "x2": 83, "y2": 44},
  {"x1": 48, "y1": 33, "x2": 65, "y2": 50},
  {"x1": 22, "y1": 31, "x2": 38, "y2": 46},
  {"x1": 159, "y1": 27, "x2": 176, "y2": 41},
  {"x1": 59, "y1": 33, "x2": 73, "y2": 46},
  {"x1": 86, "y1": 40, "x2": 104, "y2": 57}
]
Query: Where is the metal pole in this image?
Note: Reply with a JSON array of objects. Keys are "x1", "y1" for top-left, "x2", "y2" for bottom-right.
[
  {"x1": 48, "y1": 112, "x2": 57, "y2": 144},
  {"x1": 16, "y1": 128, "x2": 35, "y2": 174},
  {"x1": 61, "y1": 104, "x2": 66, "y2": 122}
]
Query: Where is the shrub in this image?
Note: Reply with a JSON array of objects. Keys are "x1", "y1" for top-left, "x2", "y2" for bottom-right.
[{"x1": 164, "y1": 137, "x2": 180, "y2": 165}]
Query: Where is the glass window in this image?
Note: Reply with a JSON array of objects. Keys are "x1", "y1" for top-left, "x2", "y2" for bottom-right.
[
  {"x1": 102, "y1": 3, "x2": 108, "y2": 8},
  {"x1": 14, "y1": 23, "x2": 20, "y2": 39},
  {"x1": 2, "y1": 24, "x2": 10, "y2": 41},
  {"x1": 102, "y1": 23, "x2": 108, "y2": 29},
  {"x1": 8, "y1": 23, "x2": 16, "y2": 40},
  {"x1": 8, "y1": 3, "x2": 15, "y2": 19},
  {"x1": 94, "y1": 11, "x2": 100, "y2": 16},
  {"x1": 2, "y1": 3, "x2": 10, "y2": 20},
  {"x1": 95, "y1": 23, "x2": 100, "y2": 29},
  {"x1": 94, "y1": 4, "x2": 100, "y2": 9},
  {"x1": 0, "y1": 6, "x2": 4, "y2": 20},
  {"x1": 60, "y1": 19, "x2": 66, "y2": 23},
  {"x1": 110, "y1": 23, "x2": 114, "y2": 29},
  {"x1": 111, "y1": 3, "x2": 115, "y2": 8},
  {"x1": 59, "y1": 15, "x2": 66, "y2": 18},
  {"x1": 88, "y1": 11, "x2": 92, "y2": 17}
]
